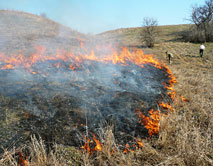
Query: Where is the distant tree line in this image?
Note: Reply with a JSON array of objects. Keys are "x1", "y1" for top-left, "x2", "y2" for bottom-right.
[{"x1": 182, "y1": 0, "x2": 213, "y2": 43}]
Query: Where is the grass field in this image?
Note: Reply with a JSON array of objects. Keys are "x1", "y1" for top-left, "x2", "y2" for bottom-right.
[{"x1": 0, "y1": 11, "x2": 212, "y2": 166}]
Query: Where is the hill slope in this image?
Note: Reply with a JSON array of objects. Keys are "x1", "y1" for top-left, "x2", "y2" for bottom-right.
[
  {"x1": 98, "y1": 24, "x2": 190, "y2": 47},
  {"x1": 0, "y1": 10, "x2": 87, "y2": 55}
]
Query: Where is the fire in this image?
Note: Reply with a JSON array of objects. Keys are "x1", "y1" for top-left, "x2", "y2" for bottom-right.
[
  {"x1": 134, "y1": 61, "x2": 177, "y2": 136},
  {"x1": 18, "y1": 152, "x2": 29, "y2": 166},
  {"x1": 93, "y1": 134, "x2": 102, "y2": 151},
  {"x1": 135, "y1": 63, "x2": 177, "y2": 136},
  {"x1": 181, "y1": 96, "x2": 189, "y2": 102},
  {"x1": 81, "y1": 134, "x2": 102, "y2": 153},
  {"x1": 0, "y1": 46, "x2": 173, "y2": 74},
  {"x1": 123, "y1": 144, "x2": 130, "y2": 153},
  {"x1": 145, "y1": 109, "x2": 160, "y2": 136},
  {"x1": 136, "y1": 109, "x2": 160, "y2": 136},
  {"x1": 1, "y1": 64, "x2": 14, "y2": 69},
  {"x1": 136, "y1": 138, "x2": 144, "y2": 148},
  {"x1": 81, "y1": 136, "x2": 91, "y2": 153},
  {"x1": 159, "y1": 102, "x2": 174, "y2": 112}
]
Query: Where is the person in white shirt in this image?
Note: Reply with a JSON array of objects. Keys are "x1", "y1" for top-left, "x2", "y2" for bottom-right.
[{"x1": 200, "y1": 44, "x2": 205, "y2": 58}]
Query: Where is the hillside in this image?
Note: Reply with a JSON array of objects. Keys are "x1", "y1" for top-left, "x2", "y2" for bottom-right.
[
  {"x1": 0, "y1": 10, "x2": 87, "y2": 55},
  {"x1": 98, "y1": 24, "x2": 190, "y2": 47}
]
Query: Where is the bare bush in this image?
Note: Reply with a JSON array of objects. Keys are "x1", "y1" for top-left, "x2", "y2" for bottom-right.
[{"x1": 141, "y1": 17, "x2": 159, "y2": 47}]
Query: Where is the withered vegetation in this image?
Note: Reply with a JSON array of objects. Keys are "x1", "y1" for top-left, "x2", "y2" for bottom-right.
[{"x1": 0, "y1": 10, "x2": 212, "y2": 166}]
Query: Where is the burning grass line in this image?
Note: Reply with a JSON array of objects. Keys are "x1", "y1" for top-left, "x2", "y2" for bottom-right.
[
  {"x1": 0, "y1": 46, "x2": 176, "y2": 75},
  {"x1": 135, "y1": 64, "x2": 177, "y2": 136}
]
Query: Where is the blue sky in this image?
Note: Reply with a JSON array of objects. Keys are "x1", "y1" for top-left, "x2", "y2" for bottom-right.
[{"x1": 0, "y1": 0, "x2": 206, "y2": 34}]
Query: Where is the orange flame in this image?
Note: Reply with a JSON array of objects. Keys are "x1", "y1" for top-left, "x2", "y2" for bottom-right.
[
  {"x1": 123, "y1": 144, "x2": 130, "y2": 153},
  {"x1": 93, "y1": 134, "x2": 102, "y2": 151},
  {"x1": 81, "y1": 136, "x2": 91, "y2": 153},
  {"x1": 0, "y1": 46, "x2": 173, "y2": 74},
  {"x1": 81, "y1": 134, "x2": 102, "y2": 153},
  {"x1": 18, "y1": 152, "x2": 29, "y2": 166},
  {"x1": 136, "y1": 109, "x2": 160, "y2": 136},
  {"x1": 181, "y1": 96, "x2": 189, "y2": 102},
  {"x1": 1, "y1": 64, "x2": 14, "y2": 70},
  {"x1": 159, "y1": 102, "x2": 174, "y2": 112},
  {"x1": 137, "y1": 140, "x2": 144, "y2": 148}
]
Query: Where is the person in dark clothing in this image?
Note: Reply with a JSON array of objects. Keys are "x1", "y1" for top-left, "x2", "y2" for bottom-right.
[{"x1": 165, "y1": 51, "x2": 173, "y2": 64}]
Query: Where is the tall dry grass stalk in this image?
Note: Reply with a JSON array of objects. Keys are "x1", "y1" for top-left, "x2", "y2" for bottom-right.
[{"x1": 0, "y1": 148, "x2": 18, "y2": 166}]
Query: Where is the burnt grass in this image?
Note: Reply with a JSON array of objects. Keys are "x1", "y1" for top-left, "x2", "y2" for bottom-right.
[{"x1": 0, "y1": 59, "x2": 172, "y2": 153}]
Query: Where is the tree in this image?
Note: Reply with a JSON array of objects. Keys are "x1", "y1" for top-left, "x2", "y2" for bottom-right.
[
  {"x1": 141, "y1": 17, "x2": 159, "y2": 48},
  {"x1": 183, "y1": 0, "x2": 213, "y2": 42}
]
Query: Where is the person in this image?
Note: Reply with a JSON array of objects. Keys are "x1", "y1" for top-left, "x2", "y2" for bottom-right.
[
  {"x1": 165, "y1": 51, "x2": 173, "y2": 64},
  {"x1": 200, "y1": 43, "x2": 205, "y2": 58}
]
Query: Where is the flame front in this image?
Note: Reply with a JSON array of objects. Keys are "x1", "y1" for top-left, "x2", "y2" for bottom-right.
[{"x1": 0, "y1": 46, "x2": 169, "y2": 74}]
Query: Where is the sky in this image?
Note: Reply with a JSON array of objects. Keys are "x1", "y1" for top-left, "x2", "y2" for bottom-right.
[{"x1": 0, "y1": 0, "x2": 206, "y2": 34}]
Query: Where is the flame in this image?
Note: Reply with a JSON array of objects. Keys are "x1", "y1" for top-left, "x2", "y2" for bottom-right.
[
  {"x1": 18, "y1": 152, "x2": 29, "y2": 166},
  {"x1": 1, "y1": 64, "x2": 14, "y2": 69},
  {"x1": 135, "y1": 64, "x2": 177, "y2": 136},
  {"x1": 93, "y1": 134, "x2": 102, "y2": 151},
  {"x1": 81, "y1": 134, "x2": 102, "y2": 153},
  {"x1": 133, "y1": 60, "x2": 177, "y2": 136},
  {"x1": 181, "y1": 96, "x2": 189, "y2": 102},
  {"x1": 136, "y1": 109, "x2": 160, "y2": 136},
  {"x1": 0, "y1": 46, "x2": 173, "y2": 74},
  {"x1": 159, "y1": 102, "x2": 174, "y2": 112},
  {"x1": 81, "y1": 136, "x2": 91, "y2": 153},
  {"x1": 123, "y1": 144, "x2": 130, "y2": 153},
  {"x1": 137, "y1": 140, "x2": 144, "y2": 148}
]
